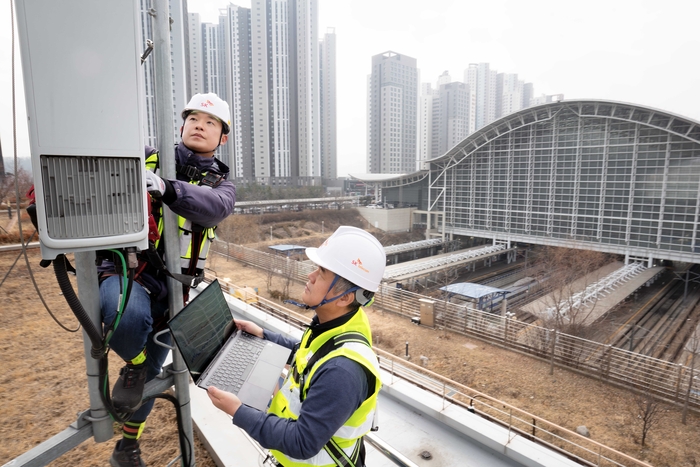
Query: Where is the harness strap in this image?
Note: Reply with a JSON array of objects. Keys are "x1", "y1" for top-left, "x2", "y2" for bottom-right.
[
  {"x1": 296, "y1": 331, "x2": 370, "y2": 403},
  {"x1": 144, "y1": 152, "x2": 220, "y2": 291},
  {"x1": 141, "y1": 243, "x2": 204, "y2": 288},
  {"x1": 176, "y1": 163, "x2": 225, "y2": 187},
  {"x1": 322, "y1": 437, "x2": 362, "y2": 467},
  {"x1": 286, "y1": 330, "x2": 372, "y2": 467}
]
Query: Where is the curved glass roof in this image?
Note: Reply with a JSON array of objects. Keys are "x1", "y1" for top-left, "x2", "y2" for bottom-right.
[{"x1": 422, "y1": 100, "x2": 700, "y2": 263}]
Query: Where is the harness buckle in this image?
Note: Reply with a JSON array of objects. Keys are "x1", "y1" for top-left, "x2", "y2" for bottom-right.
[{"x1": 177, "y1": 164, "x2": 201, "y2": 181}]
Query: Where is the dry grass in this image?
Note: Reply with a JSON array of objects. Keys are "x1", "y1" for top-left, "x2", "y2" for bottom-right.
[{"x1": 2, "y1": 213, "x2": 700, "y2": 466}]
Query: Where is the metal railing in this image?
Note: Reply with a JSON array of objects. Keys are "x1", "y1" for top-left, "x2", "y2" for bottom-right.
[
  {"x1": 211, "y1": 241, "x2": 700, "y2": 413},
  {"x1": 213, "y1": 276, "x2": 655, "y2": 467}
]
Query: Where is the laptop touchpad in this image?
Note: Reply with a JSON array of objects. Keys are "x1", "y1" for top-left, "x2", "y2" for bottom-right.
[{"x1": 247, "y1": 361, "x2": 280, "y2": 389}]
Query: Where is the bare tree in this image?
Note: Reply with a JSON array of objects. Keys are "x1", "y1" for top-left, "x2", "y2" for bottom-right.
[{"x1": 630, "y1": 388, "x2": 663, "y2": 447}]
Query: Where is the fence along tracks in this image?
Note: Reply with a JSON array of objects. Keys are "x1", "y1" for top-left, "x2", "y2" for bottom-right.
[{"x1": 211, "y1": 241, "x2": 700, "y2": 415}]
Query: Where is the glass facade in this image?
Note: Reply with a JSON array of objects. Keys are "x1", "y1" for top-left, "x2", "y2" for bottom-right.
[{"x1": 429, "y1": 101, "x2": 700, "y2": 262}]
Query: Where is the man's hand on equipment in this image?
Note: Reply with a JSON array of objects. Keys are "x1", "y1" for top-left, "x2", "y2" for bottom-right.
[
  {"x1": 145, "y1": 170, "x2": 166, "y2": 198},
  {"x1": 234, "y1": 319, "x2": 265, "y2": 339},
  {"x1": 207, "y1": 386, "x2": 243, "y2": 417}
]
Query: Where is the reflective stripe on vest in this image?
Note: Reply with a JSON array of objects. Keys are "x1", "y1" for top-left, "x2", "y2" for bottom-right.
[
  {"x1": 178, "y1": 218, "x2": 216, "y2": 270},
  {"x1": 268, "y1": 308, "x2": 381, "y2": 467}
]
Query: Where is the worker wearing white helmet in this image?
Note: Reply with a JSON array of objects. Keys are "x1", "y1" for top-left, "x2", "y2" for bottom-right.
[
  {"x1": 102, "y1": 92, "x2": 235, "y2": 467},
  {"x1": 180, "y1": 92, "x2": 231, "y2": 152},
  {"x1": 208, "y1": 226, "x2": 385, "y2": 467}
]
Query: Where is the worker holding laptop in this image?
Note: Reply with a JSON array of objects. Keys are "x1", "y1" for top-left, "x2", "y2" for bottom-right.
[{"x1": 207, "y1": 225, "x2": 385, "y2": 467}]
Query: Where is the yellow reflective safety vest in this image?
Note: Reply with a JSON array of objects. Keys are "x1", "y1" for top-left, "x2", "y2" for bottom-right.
[
  {"x1": 268, "y1": 308, "x2": 381, "y2": 467},
  {"x1": 145, "y1": 151, "x2": 217, "y2": 278}
]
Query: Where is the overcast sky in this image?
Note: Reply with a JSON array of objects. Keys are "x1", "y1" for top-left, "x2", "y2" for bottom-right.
[{"x1": 2, "y1": 0, "x2": 699, "y2": 177}]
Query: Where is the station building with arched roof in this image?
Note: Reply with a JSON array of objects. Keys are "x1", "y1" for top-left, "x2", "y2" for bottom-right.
[{"x1": 361, "y1": 100, "x2": 700, "y2": 266}]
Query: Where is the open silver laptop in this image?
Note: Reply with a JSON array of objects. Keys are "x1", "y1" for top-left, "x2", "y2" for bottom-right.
[{"x1": 168, "y1": 279, "x2": 290, "y2": 411}]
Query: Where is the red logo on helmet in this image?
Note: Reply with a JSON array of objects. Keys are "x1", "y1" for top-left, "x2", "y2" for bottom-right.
[
  {"x1": 352, "y1": 258, "x2": 369, "y2": 273},
  {"x1": 201, "y1": 100, "x2": 214, "y2": 108}
]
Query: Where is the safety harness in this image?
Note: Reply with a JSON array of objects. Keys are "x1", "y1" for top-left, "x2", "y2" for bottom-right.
[
  {"x1": 285, "y1": 330, "x2": 376, "y2": 467},
  {"x1": 142, "y1": 149, "x2": 226, "y2": 294}
]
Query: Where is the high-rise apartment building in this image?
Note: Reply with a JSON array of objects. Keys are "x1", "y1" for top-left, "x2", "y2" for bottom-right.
[
  {"x1": 139, "y1": 0, "x2": 333, "y2": 178},
  {"x1": 465, "y1": 63, "x2": 496, "y2": 130},
  {"x1": 319, "y1": 28, "x2": 337, "y2": 179},
  {"x1": 223, "y1": 4, "x2": 253, "y2": 180},
  {"x1": 418, "y1": 82, "x2": 434, "y2": 170},
  {"x1": 192, "y1": 0, "x2": 328, "y2": 186},
  {"x1": 139, "y1": 0, "x2": 189, "y2": 150},
  {"x1": 289, "y1": 0, "x2": 321, "y2": 181},
  {"x1": 367, "y1": 51, "x2": 418, "y2": 174},
  {"x1": 432, "y1": 80, "x2": 470, "y2": 158},
  {"x1": 417, "y1": 65, "x2": 550, "y2": 163},
  {"x1": 419, "y1": 73, "x2": 471, "y2": 162},
  {"x1": 496, "y1": 72, "x2": 524, "y2": 119},
  {"x1": 187, "y1": 13, "x2": 204, "y2": 96},
  {"x1": 200, "y1": 19, "x2": 231, "y2": 165},
  {"x1": 202, "y1": 23, "x2": 225, "y2": 97},
  {"x1": 522, "y1": 82, "x2": 534, "y2": 111}
]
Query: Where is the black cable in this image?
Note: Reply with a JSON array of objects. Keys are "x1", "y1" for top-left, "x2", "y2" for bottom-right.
[
  {"x1": 143, "y1": 393, "x2": 193, "y2": 467},
  {"x1": 50, "y1": 247, "x2": 191, "y2": 460},
  {"x1": 0, "y1": 233, "x2": 82, "y2": 334},
  {"x1": 53, "y1": 255, "x2": 104, "y2": 356},
  {"x1": 97, "y1": 353, "x2": 130, "y2": 425}
]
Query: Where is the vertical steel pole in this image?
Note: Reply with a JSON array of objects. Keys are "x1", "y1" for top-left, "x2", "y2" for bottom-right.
[
  {"x1": 75, "y1": 252, "x2": 113, "y2": 442},
  {"x1": 152, "y1": 0, "x2": 194, "y2": 464}
]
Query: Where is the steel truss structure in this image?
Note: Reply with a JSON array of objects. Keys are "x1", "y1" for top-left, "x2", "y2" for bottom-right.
[{"x1": 378, "y1": 100, "x2": 700, "y2": 265}]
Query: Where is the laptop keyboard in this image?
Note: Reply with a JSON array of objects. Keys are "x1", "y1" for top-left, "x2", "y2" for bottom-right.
[{"x1": 208, "y1": 332, "x2": 268, "y2": 393}]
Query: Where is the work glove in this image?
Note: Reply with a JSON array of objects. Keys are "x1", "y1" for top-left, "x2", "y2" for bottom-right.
[{"x1": 145, "y1": 170, "x2": 167, "y2": 198}]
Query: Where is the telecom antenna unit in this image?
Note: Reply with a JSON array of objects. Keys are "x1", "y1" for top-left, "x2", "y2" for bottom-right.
[{"x1": 15, "y1": 0, "x2": 148, "y2": 259}]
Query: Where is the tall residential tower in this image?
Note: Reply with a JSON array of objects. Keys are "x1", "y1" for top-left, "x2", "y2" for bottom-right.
[
  {"x1": 367, "y1": 51, "x2": 418, "y2": 174},
  {"x1": 319, "y1": 28, "x2": 337, "y2": 179},
  {"x1": 195, "y1": 0, "x2": 328, "y2": 186}
]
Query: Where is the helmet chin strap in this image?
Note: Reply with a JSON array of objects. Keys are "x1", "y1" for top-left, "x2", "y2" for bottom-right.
[{"x1": 285, "y1": 274, "x2": 359, "y2": 311}]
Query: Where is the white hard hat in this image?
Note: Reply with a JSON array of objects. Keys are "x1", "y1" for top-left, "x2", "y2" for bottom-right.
[
  {"x1": 305, "y1": 226, "x2": 386, "y2": 292},
  {"x1": 182, "y1": 93, "x2": 231, "y2": 134}
]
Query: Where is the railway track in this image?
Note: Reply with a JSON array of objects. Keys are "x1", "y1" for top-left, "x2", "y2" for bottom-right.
[{"x1": 600, "y1": 265, "x2": 700, "y2": 363}]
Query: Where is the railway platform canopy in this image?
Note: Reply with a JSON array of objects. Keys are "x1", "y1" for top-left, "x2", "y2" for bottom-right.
[
  {"x1": 268, "y1": 244, "x2": 307, "y2": 257},
  {"x1": 383, "y1": 243, "x2": 516, "y2": 283},
  {"x1": 521, "y1": 261, "x2": 665, "y2": 325},
  {"x1": 440, "y1": 282, "x2": 509, "y2": 311},
  {"x1": 383, "y1": 238, "x2": 444, "y2": 255}
]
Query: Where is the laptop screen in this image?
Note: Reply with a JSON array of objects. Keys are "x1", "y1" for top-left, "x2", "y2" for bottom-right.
[{"x1": 168, "y1": 279, "x2": 232, "y2": 378}]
